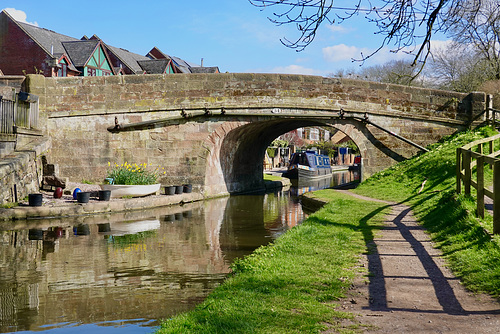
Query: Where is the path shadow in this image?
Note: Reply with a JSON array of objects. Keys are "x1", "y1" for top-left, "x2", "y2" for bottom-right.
[{"x1": 361, "y1": 202, "x2": 500, "y2": 316}]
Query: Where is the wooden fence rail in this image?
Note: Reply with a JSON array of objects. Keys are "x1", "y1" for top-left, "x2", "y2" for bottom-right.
[
  {"x1": 0, "y1": 92, "x2": 39, "y2": 136},
  {"x1": 456, "y1": 133, "x2": 500, "y2": 234}
]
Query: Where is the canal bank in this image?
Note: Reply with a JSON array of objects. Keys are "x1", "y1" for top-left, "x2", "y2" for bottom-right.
[
  {"x1": 0, "y1": 182, "x2": 306, "y2": 333},
  {"x1": 0, "y1": 178, "x2": 291, "y2": 221}
]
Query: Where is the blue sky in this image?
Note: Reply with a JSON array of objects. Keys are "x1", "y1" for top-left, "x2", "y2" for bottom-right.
[{"x1": 2, "y1": 1, "x2": 449, "y2": 76}]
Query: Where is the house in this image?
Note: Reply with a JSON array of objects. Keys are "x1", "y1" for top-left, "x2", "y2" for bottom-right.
[
  {"x1": 0, "y1": 10, "x2": 220, "y2": 77},
  {"x1": 0, "y1": 10, "x2": 114, "y2": 77},
  {"x1": 147, "y1": 47, "x2": 220, "y2": 74}
]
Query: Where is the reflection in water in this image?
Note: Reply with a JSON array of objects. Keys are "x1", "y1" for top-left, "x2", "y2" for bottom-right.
[{"x1": 0, "y1": 170, "x2": 356, "y2": 334}]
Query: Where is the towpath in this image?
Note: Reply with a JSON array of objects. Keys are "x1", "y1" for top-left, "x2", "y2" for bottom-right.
[{"x1": 330, "y1": 190, "x2": 500, "y2": 333}]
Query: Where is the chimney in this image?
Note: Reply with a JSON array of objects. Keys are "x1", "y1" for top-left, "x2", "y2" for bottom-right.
[{"x1": 201, "y1": 58, "x2": 204, "y2": 67}]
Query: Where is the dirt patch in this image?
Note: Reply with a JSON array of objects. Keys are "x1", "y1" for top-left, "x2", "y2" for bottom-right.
[{"x1": 327, "y1": 191, "x2": 500, "y2": 333}]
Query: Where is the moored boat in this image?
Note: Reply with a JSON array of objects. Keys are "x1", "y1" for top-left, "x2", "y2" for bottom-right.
[{"x1": 284, "y1": 151, "x2": 332, "y2": 180}]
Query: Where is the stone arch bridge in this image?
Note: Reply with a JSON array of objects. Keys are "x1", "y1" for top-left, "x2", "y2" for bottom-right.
[{"x1": 24, "y1": 73, "x2": 487, "y2": 196}]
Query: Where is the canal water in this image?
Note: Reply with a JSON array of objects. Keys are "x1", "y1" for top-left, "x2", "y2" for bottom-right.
[{"x1": 0, "y1": 170, "x2": 358, "y2": 334}]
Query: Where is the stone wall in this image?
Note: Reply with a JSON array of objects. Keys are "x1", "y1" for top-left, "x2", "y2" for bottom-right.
[
  {"x1": 22, "y1": 73, "x2": 484, "y2": 196},
  {"x1": 0, "y1": 137, "x2": 50, "y2": 204}
]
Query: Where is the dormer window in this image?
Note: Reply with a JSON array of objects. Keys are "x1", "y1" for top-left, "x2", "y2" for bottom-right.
[{"x1": 57, "y1": 59, "x2": 68, "y2": 77}]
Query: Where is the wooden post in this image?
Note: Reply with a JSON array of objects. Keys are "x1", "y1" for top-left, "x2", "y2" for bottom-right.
[
  {"x1": 490, "y1": 140, "x2": 494, "y2": 170},
  {"x1": 487, "y1": 94, "x2": 493, "y2": 128},
  {"x1": 464, "y1": 150, "x2": 471, "y2": 195},
  {"x1": 493, "y1": 161, "x2": 500, "y2": 235},
  {"x1": 456, "y1": 148, "x2": 462, "y2": 194},
  {"x1": 487, "y1": 94, "x2": 493, "y2": 126},
  {"x1": 477, "y1": 156, "x2": 484, "y2": 218}
]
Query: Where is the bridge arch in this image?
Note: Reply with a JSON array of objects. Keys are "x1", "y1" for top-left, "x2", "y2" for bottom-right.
[{"x1": 203, "y1": 116, "x2": 369, "y2": 195}]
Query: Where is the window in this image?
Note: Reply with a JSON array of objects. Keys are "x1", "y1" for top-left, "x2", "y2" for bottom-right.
[{"x1": 57, "y1": 60, "x2": 68, "y2": 77}]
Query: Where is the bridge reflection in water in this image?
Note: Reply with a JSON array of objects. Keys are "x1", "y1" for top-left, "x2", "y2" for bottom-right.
[{"x1": 0, "y1": 170, "x2": 358, "y2": 334}]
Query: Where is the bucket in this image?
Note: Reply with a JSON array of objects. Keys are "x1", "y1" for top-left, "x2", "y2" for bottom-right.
[
  {"x1": 28, "y1": 193, "x2": 43, "y2": 207},
  {"x1": 174, "y1": 212, "x2": 183, "y2": 221},
  {"x1": 98, "y1": 190, "x2": 111, "y2": 201},
  {"x1": 165, "y1": 186, "x2": 176, "y2": 195},
  {"x1": 183, "y1": 184, "x2": 192, "y2": 193},
  {"x1": 175, "y1": 185, "x2": 183, "y2": 194},
  {"x1": 77, "y1": 192, "x2": 90, "y2": 203},
  {"x1": 163, "y1": 214, "x2": 176, "y2": 222}
]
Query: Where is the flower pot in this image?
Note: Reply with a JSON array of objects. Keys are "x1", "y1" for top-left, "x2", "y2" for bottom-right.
[
  {"x1": 175, "y1": 185, "x2": 183, "y2": 194},
  {"x1": 76, "y1": 192, "x2": 90, "y2": 203},
  {"x1": 165, "y1": 186, "x2": 176, "y2": 195},
  {"x1": 100, "y1": 184, "x2": 161, "y2": 198},
  {"x1": 163, "y1": 214, "x2": 176, "y2": 222},
  {"x1": 183, "y1": 184, "x2": 192, "y2": 193},
  {"x1": 28, "y1": 193, "x2": 43, "y2": 207},
  {"x1": 98, "y1": 190, "x2": 111, "y2": 201}
]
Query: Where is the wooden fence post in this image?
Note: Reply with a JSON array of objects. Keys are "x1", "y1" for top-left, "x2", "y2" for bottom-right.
[
  {"x1": 456, "y1": 148, "x2": 462, "y2": 194},
  {"x1": 477, "y1": 156, "x2": 484, "y2": 218},
  {"x1": 487, "y1": 94, "x2": 493, "y2": 126},
  {"x1": 494, "y1": 161, "x2": 500, "y2": 235},
  {"x1": 464, "y1": 150, "x2": 471, "y2": 195}
]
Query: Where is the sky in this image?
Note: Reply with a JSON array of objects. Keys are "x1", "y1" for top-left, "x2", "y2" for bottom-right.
[{"x1": 2, "y1": 1, "x2": 450, "y2": 76}]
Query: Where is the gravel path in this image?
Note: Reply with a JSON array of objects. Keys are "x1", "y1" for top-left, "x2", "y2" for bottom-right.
[{"x1": 330, "y1": 190, "x2": 500, "y2": 333}]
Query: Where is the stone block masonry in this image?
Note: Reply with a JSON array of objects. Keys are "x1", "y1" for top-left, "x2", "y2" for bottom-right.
[
  {"x1": 0, "y1": 137, "x2": 50, "y2": 204},
  {"x1": 22, "y1": 73, "x2": 485, "y2": 196}
]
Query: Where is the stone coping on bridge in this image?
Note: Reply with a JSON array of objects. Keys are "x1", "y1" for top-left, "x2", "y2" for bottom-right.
[{"x1": 0, "y1": 192, "x2": 205, "y2": 221}]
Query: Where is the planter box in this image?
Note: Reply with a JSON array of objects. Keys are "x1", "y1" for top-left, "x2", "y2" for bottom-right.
[{"x1": 100, "y1": 184, "x2": 161, "y2": 198}]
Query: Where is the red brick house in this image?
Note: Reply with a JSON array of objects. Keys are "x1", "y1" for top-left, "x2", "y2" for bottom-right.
[
  {"x1": 0, "y1": 10, "x2": 114, "y2": 77},
  {"x1": 0, "y1": 10, "x2": 220, "y2": 77}
]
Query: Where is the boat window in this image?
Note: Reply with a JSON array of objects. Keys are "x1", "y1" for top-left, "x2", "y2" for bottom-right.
[
  {"x1": 323, "y1": 157, "x2": 329, "y2": 165},
  {"x1": 300, "y1": 154, "x2": 309, "y2": 166},
  {"x1": 317, "y1": 157, "x2": 322, "y2": 165}
]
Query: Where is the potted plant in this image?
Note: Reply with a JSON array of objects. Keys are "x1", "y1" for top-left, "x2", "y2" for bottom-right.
[{"x1": 100, "y1": 162, "x2": 165, "y2": 198}]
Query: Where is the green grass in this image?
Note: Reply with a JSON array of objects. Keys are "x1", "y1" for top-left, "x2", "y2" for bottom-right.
[
  {"x1": 157, "y1": 192, "x2": 390, "y2": 333},
  {"x1": 263, "y1": 173, "x2": 283, "y2": 182},
  {"x1": 353, "y1": 126, "x2": 500, "y2": 297},
  {"x1": 158, "y1": 126, "x2": 500, "y2": 333}
]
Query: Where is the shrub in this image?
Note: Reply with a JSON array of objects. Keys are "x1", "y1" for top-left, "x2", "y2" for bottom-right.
[{"x1": 106, "y1": 162, "x2": 164, "y2": 185}]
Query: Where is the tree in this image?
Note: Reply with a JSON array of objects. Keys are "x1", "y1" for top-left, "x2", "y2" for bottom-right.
[
  {"x1": 358, "y1": 59, "x2": 421, "y2": 85},
  {"x1": 426, "y1": 42, "x2": 494, "y2": 92},
  {"x1": 446, "y1": 0, "x2": 500, "y2": 80},
  {"x1": 249, "y1": 0, "x2": 485, "y2": 71},
  {"x1": 329, "y1": 59, "x2": 424, "y2": 86}
]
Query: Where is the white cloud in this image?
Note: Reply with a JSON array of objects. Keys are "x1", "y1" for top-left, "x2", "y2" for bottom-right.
[
  {"x1": 322, "y1": 43, "x2": 418, "y2": 66},
  {"x1": 269, "y1": 65, "x2": 322, "y2": 75},
  {"x1": 327, "y1": 24, "x2": 348, "y2": 34},
  {"x1": 322, "y1": 44, "x2": 367, "y2": 62},
  {"x1": 3, "y1": 8, "x2": 38, "y2": 26}
]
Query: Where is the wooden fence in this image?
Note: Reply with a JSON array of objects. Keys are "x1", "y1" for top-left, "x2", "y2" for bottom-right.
[
  {"x1": 0, "y1": 92, "x2": 39, "y2": 138},
  {"x1": 456, "y1": 133, "x2": 500, "y2": 235}
]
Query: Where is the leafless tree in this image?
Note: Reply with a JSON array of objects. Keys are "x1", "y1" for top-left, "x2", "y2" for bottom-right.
[
  {"x1": 446, "y1": 0, "x2": 500, "y2": 79},
  {"x1": 426, "y1": 42, "x2": 493, "y2": 92},
  {"x1": 249, "y1": 0, "x2": 484, "y2": 72},
  {"x1": 329, "y1": 59, "x2": 423, "y2": 86}
]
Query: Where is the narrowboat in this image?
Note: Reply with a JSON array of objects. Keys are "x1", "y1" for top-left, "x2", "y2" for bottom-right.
[{"x1": 284, "y1": 151, "x2": 332, "y2": 180}]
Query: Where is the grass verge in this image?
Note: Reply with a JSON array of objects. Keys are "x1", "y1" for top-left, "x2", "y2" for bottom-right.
[
  {"x1": 158, "y1": 126, "x2": 500, "y2": 333},
  {"x1": 353, "y1": 126, "x2": 500, "y2": 297},
  {"x1": 157, "y1": 192, "x2": 390, "y2": 333}
]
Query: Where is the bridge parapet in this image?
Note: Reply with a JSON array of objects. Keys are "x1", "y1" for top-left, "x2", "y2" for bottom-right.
[{"x1": 25, "y1": 73, "x2": 484, "y2": 124}]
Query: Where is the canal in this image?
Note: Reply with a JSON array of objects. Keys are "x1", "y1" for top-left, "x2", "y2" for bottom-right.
[{"x1": 0, "y1": 170, "x2": 358, "y2": 334}]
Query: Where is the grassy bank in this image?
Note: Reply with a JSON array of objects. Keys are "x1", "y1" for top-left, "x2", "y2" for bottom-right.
[
  {"x1": 158, "y1": 126, "x2": 500, "y2": 333},
  {"x1": 352, "y1": 126, "x2": 500, "y2": 296},
  {"x1": 158, "y1": 191, "x2": 390, "y2": 333}
]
